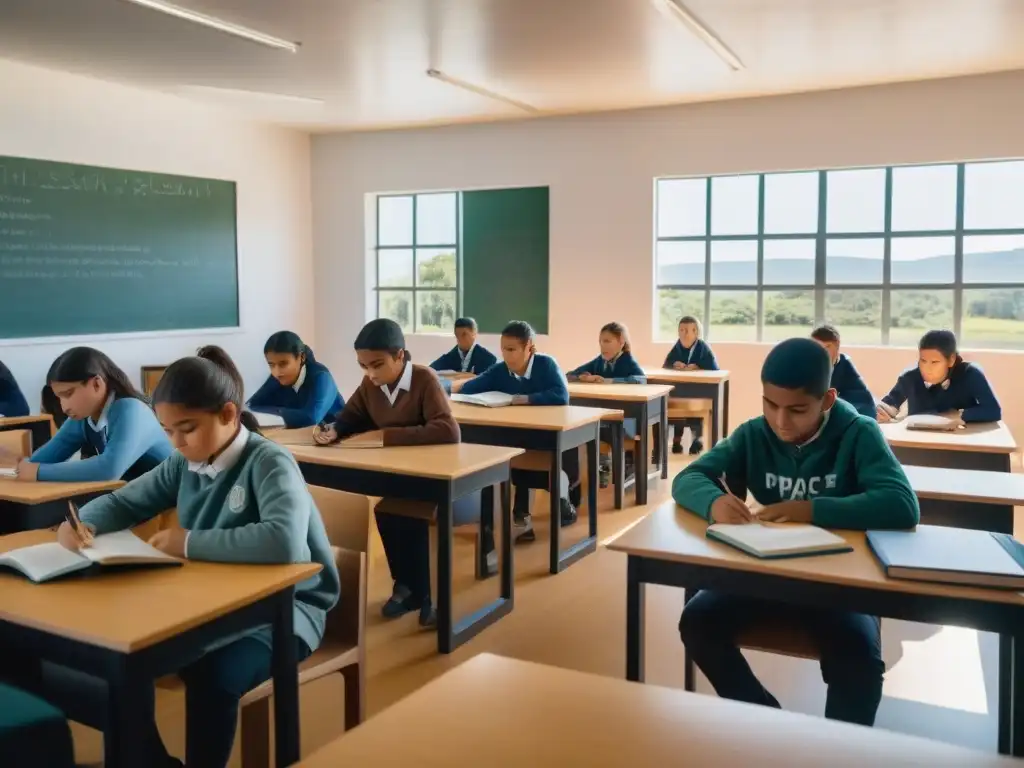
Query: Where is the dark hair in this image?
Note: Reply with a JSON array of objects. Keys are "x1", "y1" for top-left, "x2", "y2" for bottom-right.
[
  {"x1": 40, "y1": 385, "x2": 73, "y2": 431},
  {"x1": 264, "y1": 331, "x2": 316, "y2": 365},
  {"x1": 761, "y1": 338, "x2": 833, "y2": 398},
  {"x1": 678, "y1": 316, "x2": 703, "y2": 337},
  {"x1": 0, "y1": 360, "x2": 15, "y2": 388},
  {"x1": 919, "y1": 329, "x2": 958, "y2": 358},
  {"x1": 47, "y1": 347, "x2": 144, "y2": 402},
  {"x1": 354, "y1": 318, "x2": 408, "y2": 359},
  {"x1": 152, "y1": 345, "x2": 261, "y2": 434},
  {"x1": 501, "y1": 320, "x2": 535, "y2": 344},
  {"x1": 600, "y1": 322, "x2": 632, "y2": 354},
  {"x1": 454, "y1": 317, "x2": 478, "y2": 332},
  {"x1": 811, "y1": 325, "x2": 841, "y2": 344}
]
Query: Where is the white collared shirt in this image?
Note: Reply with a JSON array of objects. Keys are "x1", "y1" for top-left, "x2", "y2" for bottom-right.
[
  {"x1": 509, "y1": 354, "x2": 535, "y2": 381},
  {"x1": 381, "y1": 362, "x2": 413, "y2": 406},
  {"x1": 187, "y1": 425, "x2": 250, "y2": 479},
  {"x1": 88, "y1": 394, "x2": 115, "y2": 433},
  {"x1": 458, "y1": 344, "x2": 476, "y2": 373},
  {"x1": 292, "y1": 364, "x2": 307, "y2": 393}
]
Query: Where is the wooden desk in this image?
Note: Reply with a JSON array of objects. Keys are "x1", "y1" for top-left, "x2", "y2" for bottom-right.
[
  {"x1": 0, "y1": 478, "x2": 123, "y2": 534},
  {"x1": 607, "y1": 501, "x2": 1024, "y2": 756},
  {"x1": 0, "y1": 529, "x2": 318, "y2": 768},
  {"x1": 641, "y1": 368, "x2": 730, "y2": 447},
  {"x1": 880, "y1": 420, "x2": 1017, "y2": 473},
  {"x1": 566, "y1": 383, "x2": 673, "y2": 508},
  {"x1": 272, "y1": 434, "x2": 524, "y2": 653},
  {"x1": 903, "y1": 464, "x2": 1024, "y2": 534},
  {"x1": 0, "y1": 414, "x2": 54, "y2": 451},
  {"x1": 450, "y1": 403, "x2": 620, "y2": 576}
]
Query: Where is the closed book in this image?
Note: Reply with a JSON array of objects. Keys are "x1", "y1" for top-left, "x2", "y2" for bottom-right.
[
  {"x1": 904, "y1": 414, "x2": 959, "y2": 432},
  {"x1": 706, "y1": 523, "x2": 853, "y2": 559},
  {"x1": 451, "y1": 392, "x2": 514, "y2": 408},
  {"x1": 867, "y1": 526, "x2": 1024, "y2": 589}
]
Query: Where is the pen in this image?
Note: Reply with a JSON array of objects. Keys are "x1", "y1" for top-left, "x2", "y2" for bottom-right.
[{"x1": 66, "y1": 500, "x2": 95, "y2": 547}]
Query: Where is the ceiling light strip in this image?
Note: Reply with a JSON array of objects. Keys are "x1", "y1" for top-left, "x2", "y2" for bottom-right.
[
  {"x1": 426, "y1": 69, "x2": 540, "y2": 114},
  {"x1": 657, "y1": 0, "x2": 744, "y2": 71},
  {"x1": 120, "y1": 0, "x2": 299, "y2": 52}
]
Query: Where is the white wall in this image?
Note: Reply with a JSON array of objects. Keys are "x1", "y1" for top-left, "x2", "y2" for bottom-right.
[{"x1": 0, "y1": 59, "x2": 313, "y2": 406}]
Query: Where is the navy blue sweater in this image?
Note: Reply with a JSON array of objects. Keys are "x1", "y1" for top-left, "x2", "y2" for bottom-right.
[
  {"x1": 458, "y1": 354, "x2": 569, "y2": 405},
  {"x1": 831, "y1": 353, "x2": 876, "y2": 418},
  {"x1": 0, "y1": 371, "x2": 29, "y2": 417},
  {"x1": 248, "y1": 361, "x2": 345, "y2": 428},
  {"x1": 663, "y1": 339, "x2": 718, "y2": 370},
  {"x1": 881, "y1": 362, "x2": 1001, "y2": 423},
  {"x1": 430, "y1": 344, "x2": 498, "y2": 375},
  {"x1": 568, "y1": 352, "x2": 646, "y2": 383}
]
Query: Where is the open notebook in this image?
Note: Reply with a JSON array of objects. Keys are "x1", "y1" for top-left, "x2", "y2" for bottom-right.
[
  {"x1": 251, "y1": 411, "x2": 286, "y2": 428},
  {"x1": 0, "y1": 530, "x2": 182, "y2": 583},
  {"x1": 707, "y1": 523, "x2": 853, "y2": 559},
  {"x1": 0, "y1": 467, "x2": 16, "y2": 479},
  {"x1": 904, "y1": 414, "x2": 960, "y2": 432},
  {"x1": 451, "y1": 392, "x2": 514, "y2": 408}
]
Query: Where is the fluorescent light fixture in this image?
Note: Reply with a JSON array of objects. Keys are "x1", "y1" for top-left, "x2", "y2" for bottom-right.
[
  {"x1": 119, "y1": 0, "x2": 299, "y2": 52},
  {"x1": 426, "y1": 69, "x2": 540, "y2": 114},
  {"x1": 653, "y1": 0, "x2": 744, "y2": 71},
  {"x1": 176, "y1": 85, "x2": 324, "y2": 106}
]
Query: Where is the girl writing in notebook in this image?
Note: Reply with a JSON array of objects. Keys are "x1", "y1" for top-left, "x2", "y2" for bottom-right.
[
  {"x1": 57, "y1": 345, "x2": 340, "y2": 768},
  {"x1": 247, "y1": 330, "x2": 345, "y2": 427},
  {"x1": 0, "y1": 360, "x2": 30, "y2": 418}
]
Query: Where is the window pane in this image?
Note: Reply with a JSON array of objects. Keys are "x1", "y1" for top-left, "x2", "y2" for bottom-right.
[
  {"x1": 378, "y1": 249, "x2": 413, "y2": 287},
  {"x1": 711, "y1": 175, "x2": 759, "y2": 235},
  {"x1": 889, "y1": 289, "x2": 953, "y2": 347},
  {"x1": 963, "y1": 235, "x2": 1024, "y2": 284},
  {"x1": 891, "y1": 164, "x2": 957, "y2": 231},
  {"x1": 763, "y1": 239, "x2": 815, "y2": 285},
  {"x1": 826, "y1": 238, "x2": 883, "y2": 284},
  {"x1": 710, "y1": 240, "x2": 757, "y2": 285},
  {"x1": 416, "y1": 248, "x2": 456, "y2": 288},
  {"x1": 709, "y1": 290, "x2": 756, "y2": 341},
  {"x1": 415, "y1": 193, "x2": 457, "y2": 244},
  {"x1": 763, "y1": 290, "x2": 815, "y2": 342},
  {"x1": 656, "y1": 241, "x2": 705, "y2": 286},
  {"x1": 826, "y1": 169, "x2": 885, "y2": 233},
  {"x1": 891, "y1": 237, "x2": 954, "y2": 284},
  {"x1": 764, "y1": 172, "x2": 818, "y2": 234},
  {"x1": 657, "y1": 289, "x2": 704, "y2": 341},
  {"x1": 965, "y1": 161, "x2": 1024, "y2": 230},
  {"x1": 824, "y1": 289, "x2": 882, "y2": 345},
  {"x1": 657, "y1": 178, "x2": 707, "y2": 237},
  {"x1": 378, "y1": 290, "x2": 413, "y2": 332},
  {"x1": 378, "y1": 196, "x2": 413, "y2": 246},
  {"x1": 418, "y1": 290, "x2": 457, "y2": 333},
  {"x1": 961, "y1": 289, "x2": 1024, "y2": 350}
]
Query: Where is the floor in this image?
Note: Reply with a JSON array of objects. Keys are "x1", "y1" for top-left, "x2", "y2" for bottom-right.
[{"x1": 69, "y1": 451, "x2": 1013, "y2": 764}]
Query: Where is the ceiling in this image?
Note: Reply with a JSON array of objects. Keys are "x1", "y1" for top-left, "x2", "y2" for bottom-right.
[{"x1": 3, "y1": 0, "x2": 1024, "y2": 131}]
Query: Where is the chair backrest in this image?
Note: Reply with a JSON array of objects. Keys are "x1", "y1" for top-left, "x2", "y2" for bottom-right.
[
  {"x1": 0, "y1": 429, "x2": 31, "y2": 457},
  {"x1": 307, "y1": 485, "x2": 370, "y2": 651},
  {"x1": 140, "y1": 366, "x2": 168, "y2": 397}
]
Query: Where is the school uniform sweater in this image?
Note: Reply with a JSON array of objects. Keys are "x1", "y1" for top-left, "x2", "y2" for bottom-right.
[
  {"x1": 458, "y1": 354, "x2": 570, "y2": 406},
  {"x1": 672, "y1": 398, "x2": 919, "y2": 530},
  {"x1": 248, "y1": 361, "x2": 345, "y2": 428},
  {"x1": 830, "y1": 353, "x2": 876, "y2": 419},
  {"x1": 881, "y1": 362, "x2": 1001, "y2": 423},
  {"x1": 429, "y1": 344, "x2": 498, "y2": 375},
  {"x1": 663, "y1": 339, "x2": 718, "y2": 370},
  {"x1": 0, "y1": 375, "x2": 29, "y2": 417},
  {"x1": 568, "y1": 352, "x2": 646, "y2": 383},
  {"x1": 80, "y1": 429, "x2": 339, "y2": 653},
  {"x1": 30, "y1": 397, "x2": 172, "y2": 482}
]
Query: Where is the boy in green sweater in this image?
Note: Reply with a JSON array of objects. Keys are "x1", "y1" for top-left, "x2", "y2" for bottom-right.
[{"x1": 673, "y1": 337, "x2": 918, "y2": 727}]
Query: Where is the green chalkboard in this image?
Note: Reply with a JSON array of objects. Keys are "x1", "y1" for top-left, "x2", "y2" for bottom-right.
[
  {"x1": 462, "y1": 186, "x2": 549, "y2": 335},
  {"x1": 0, "y1": 156, "x2": 239, "y2": 339}
]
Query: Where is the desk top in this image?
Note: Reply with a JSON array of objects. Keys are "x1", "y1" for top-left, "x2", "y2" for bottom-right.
[
  {"x1": 0, "y1": 414, "x2": 53, "y2": 429},
  {"x1": 0, "y1": 479, "x2": 124, "y2": 504},
  {"x1": 0, "y1": 529, "x2": 320, "y2": 652},
  {"x1": 607, "y1": 501, "x2": 1024, "y2": 607},
  {"x1": 566, "y1": 382, "x2": 674, "y2": 402},
  {"x1": 450, "y1": 402, "x2": 621, "y2": 430},
  {"x1": 297, "y1": 653, "x2": 1014, "y2": 768},
  {"x1": 903, "y1": 464, "x2": 1024, "y2": 506},
  {"x1": 641, "y1": 367, "x2": 730, "y2": 384},
  {"x1": 880, "y1": 420, "x2": 1017, "y2": 455}
]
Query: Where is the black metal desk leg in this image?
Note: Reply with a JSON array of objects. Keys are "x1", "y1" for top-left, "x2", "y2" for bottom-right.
[
  {"x1": 105, "y1": 676, "x2": 150, "y2": 768},
  {"x1": 271, "y1": 587, "x2": 301, "y2": 767},
  {"x1": 436, "y1": 486, "x2": 455, "y2": 653},
  {"x1": 549, "y1": 441, "x2": 563, "y2": 575},
  {"x1": 1000, "y1": 633, "x2": 1012, "y2": 753},
  {"x1": 500, "y1": 480, "x2": 513, "y2": 599},
  {"x1": 659, "y1": 396, "x2": 669, "y2": 480},
  {"x1": 477, "y1": 485, "x2": 495, "y2": 580},
  {"x1": 1009, "y1": 633, "x2": 1024, "y2": 756},
  {"x1": 586, "y1": 435, "x2": 598, "y2": 540},
  {"x1": 722, "y1": 380, "x2": 730, "y2": 438},
  {"x1": 626, "y1": 556, "x2": 645, "y2": 682},
  {"x1": 637, "y1": 406, "x2": 650, "y2": 506},
  {"x1": 612, "y1": 421, "x2": 624, "y2": 511}
]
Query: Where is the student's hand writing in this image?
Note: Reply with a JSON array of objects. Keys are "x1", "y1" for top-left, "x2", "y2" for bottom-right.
[
  {"x1": 148, "y1": 528, "x2": 188, "y2": 558},
  {"x1": 14, "y1": 461, "x2": 38, "y2": 482},
  {"x1": 672, "y1": 362, "x2": 686, "y2": 370},
  {"x1": 757, "y1": 500, "x2": 813, "y2": 524},
  {"x1": 578, "y1": 373, "x2": 597, "y2": 383},
  {"x1": 313, "y1": 425, "x2": 338, "y2": 445},
  {"x1": 56, "y1": 520, "x2": 94, "y2": 551},
  {"x1": 710, "y1": 495, "x2": 753, "y2": 524},
  {"x1": 875, "y1": 406, "x2": 892, "y2": 423},
  {"x1": 511, "y1": 395, "x2": 530, "y2": 406},
  {"x1": 449, "y1": 378, "x2": 468, "y2": 394},
  {"x1": 589, "y1": 375, "x2": 606, "y2": 383}
]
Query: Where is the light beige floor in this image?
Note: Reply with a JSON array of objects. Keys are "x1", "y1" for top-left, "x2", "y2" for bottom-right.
[{"x1": 70, "y1": 453, "x2": 1015, "y2": 764}]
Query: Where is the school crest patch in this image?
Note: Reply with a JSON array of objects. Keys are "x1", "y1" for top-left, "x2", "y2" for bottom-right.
[{"x1": 228, "y1": 485, "x2": 246, "y2": 513}]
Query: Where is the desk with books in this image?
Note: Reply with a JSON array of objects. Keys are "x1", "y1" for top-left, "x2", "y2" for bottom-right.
[
  {"x1": 640, "y1": 368, "x2": 731, "y2": 446},
  {"x1": 607, "y1": 500, "x2": 1024, "y2": 756},
  {"x1": 0, "y1": 478, "x2": 123, "y2": 534},
  {"x1": 880, "y1": 419, "x2": 1016, "y2": 473},
  {"x1": 0, "y1": 414, "x2": 54, "y2": 452}
]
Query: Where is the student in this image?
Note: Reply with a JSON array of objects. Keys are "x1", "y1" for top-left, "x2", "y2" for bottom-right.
[
  {"x1": 430, "y1": 317, "x2": 498, "y2": 374},
  {"x1": 810, "y1": 325, "x2": 876, "y2": 418},
  {"x1": 660, "y1": 315, "x2": 719, "y2": 455},
  {"x1": 57, "y1": 345, "x2": 340, "y2": 768},
  {"x1": 8, "y1": 348, "x2": 171, "y2": 482},
  {"x1": 247, "y1": 331, "x2": 344, "y2": 427},
  {"x1": 458, "y1": 320, "x2": 578, "y2": 539},
  {"x1": 316, "y1": 319, "x2": 478, "y2": 625},
  {"x1": 673, "y1": 338, "x2": 919, "y2": 727},
  {"x1": 0, "y1": 360, "x2": 29, "y2": 418},
  {"x1": 878, "y1": 330, "x2": 1001, "y2": 424},
  {"x1": 567, "y1": 322, "x2": 645, "y2": 486}
]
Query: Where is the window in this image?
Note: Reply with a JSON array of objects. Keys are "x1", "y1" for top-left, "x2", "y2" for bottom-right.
[{"x1": 655, "y1": 161, "x2": 1024, "y2": 348}]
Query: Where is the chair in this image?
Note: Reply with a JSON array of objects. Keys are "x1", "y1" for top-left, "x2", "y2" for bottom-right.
[
  {"x1": 239, "y1": 486, "x2": 370, "y2": 768},
  {"x1": 0, "y1": 429, "x2": 31, "y2": 458},
  {"x1": 0, "y1": 683, "x2": 76, "y2": 767},
  {"x1": 666, "y1": 398, "x2": 713, "y2": 440},
  {"x1": 140, "y1": 366, "x2": 168, "y2": 397}
]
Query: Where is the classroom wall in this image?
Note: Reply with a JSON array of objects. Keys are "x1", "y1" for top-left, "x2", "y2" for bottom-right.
[
  {"x1": 0, "y1": 59, "x2": 314, "y2": 406},
  {"x1": 312, "y1": 70, "x2": 1024, "y2": 450}
]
